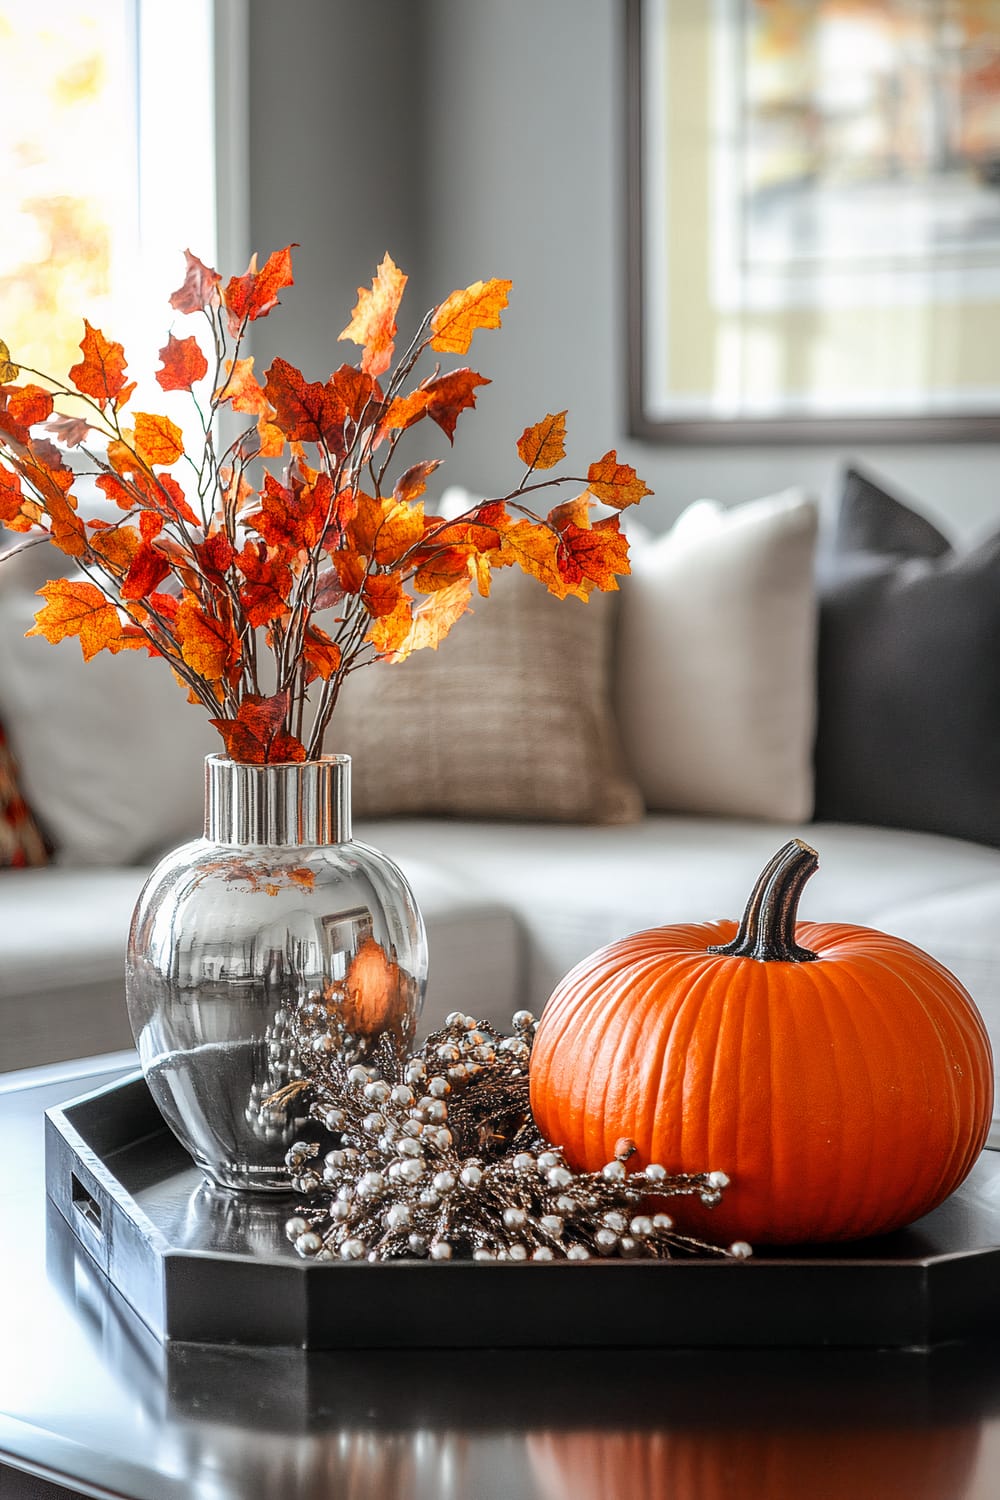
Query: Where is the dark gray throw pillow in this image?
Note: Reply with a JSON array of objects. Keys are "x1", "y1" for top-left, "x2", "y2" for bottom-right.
[{"x1": 815, "y1": 468, "x2": 1000, "y2": 847}]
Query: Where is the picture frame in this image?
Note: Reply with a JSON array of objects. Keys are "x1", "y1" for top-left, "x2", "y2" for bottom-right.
[{"x1": 627, "y1": 0, "x2": 1000, "y2": 443}]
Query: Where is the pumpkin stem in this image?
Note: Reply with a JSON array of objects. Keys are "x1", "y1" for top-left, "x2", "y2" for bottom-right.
[{"x1": 707, "y1": 838, "x2": 819, "y2": 963}]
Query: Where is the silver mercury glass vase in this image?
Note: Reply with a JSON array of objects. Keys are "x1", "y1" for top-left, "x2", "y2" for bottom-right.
[{"x1": 125, "y1": 754, "x2": 427, "y2": 1192}]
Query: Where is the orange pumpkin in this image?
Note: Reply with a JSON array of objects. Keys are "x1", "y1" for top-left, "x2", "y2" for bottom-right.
[{"x1": 529, "y1": 839, "x2": 994, "y2": 1244}]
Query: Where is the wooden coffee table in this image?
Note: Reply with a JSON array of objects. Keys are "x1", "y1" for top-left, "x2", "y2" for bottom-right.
[{"x1": 4, "y1": 1055, "x2": 1000, "y2": 1499}]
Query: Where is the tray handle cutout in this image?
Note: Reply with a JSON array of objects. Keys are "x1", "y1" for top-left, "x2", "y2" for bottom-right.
[{"x1": 71, "y1": 1173, "x2": 104, "y2": 1242}]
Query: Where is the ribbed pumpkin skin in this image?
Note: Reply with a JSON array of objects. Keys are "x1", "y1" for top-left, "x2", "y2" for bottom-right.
[{"x1": 529, "y1": 918, "x2": 994, "y2": 1244}]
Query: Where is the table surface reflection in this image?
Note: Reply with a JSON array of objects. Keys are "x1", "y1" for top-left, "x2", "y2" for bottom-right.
[{"x1": 4, "y1": 1056, "x2": 1000, "y2": 1500}]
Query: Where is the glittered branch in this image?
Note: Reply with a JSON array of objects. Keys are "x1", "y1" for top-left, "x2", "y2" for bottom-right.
[{"x1": 281, "y1": 1009, "x2": 752, "y2": 1264}]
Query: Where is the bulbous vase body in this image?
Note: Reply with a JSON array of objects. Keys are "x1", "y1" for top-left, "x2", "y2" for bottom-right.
[{"x1": 125, "y1": 755, "x2": 426, "y2": 1191}]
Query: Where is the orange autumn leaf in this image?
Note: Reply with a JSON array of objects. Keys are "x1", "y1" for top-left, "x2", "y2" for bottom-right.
[
  {"x1": 28, "y1": 578, "x2": 131, "y2": 661},
  {"x1": 430, "y1": 278, "x2": 511, "y2": 354},
  {"x1": 374, "y1": 499, "x2": 426, "y2": 568},
  {"x1": 413, "y1": 545, "x2": 474, "y2": 594},
  {"x1": 169, "y1": 250, "x2": 222, "y2": 315},
  {"x1": 380, "y1": 575, "x2": 472, "y2": 662},
  {"x1": 156, "y1": 333, "x2": 208, "y2": 393},
  {"x1": 394, "y1": 459, "x2": 441, "y2": 504},
  {"x1": 216, "y1": 356, "x2": 271, "y2": 415},
  {"x1": 328, "y1": 363, "x2": 382, "y2": 426},
  {"x1": 7, "y1": 385, "x2": 54, "y2": 429},
  {"x1": 13, "y1": 449, "x2": 86, "y2": 557},
  {"x1": 302, "y1": 624, "x2": 342, "y2": 681},
  {"x1": 133, "y1": 412, "x2": 185, "y2": 467},
  {"x1": 557, "y1": 516, "x2": 630, "y2": 592},
  {"x1": 174, "y1": 596, "x2": 240, "y2": 681},
  {"x1": 585, "y1": 450, "x2": 653, "y2": 510},
  {"x1": 68, "y1": 321, "x2": 133, "y2": 407},
  {"x1": 256, "y1": 415, "x2": 285, "y2": 458},
  {"x1": 493, "y1": 518, "x2": 563, "y2": 590},
  {"x1": 333, "y1": 547, "x2": 367, "y2": 596},
  {"x1": 548, "y1": 493, "x2": 593, "y2": 531},
  {"x1": 89, "y1": 524, "x2": 142, "y2": 575},
  {"x1": 209, "y1": 691, "x2": 307, "y2": 764},
  {"x1": 363, "y1": 572, "x2": 405, "y2": 618},
  {"x1": 223, "y1": 245, "x2": 296, "y2": 336},
  {"x1": 338, "y1": 253, "x2": 407, "y2": 377},
  {"x1": 518, "y1": 410, "x2": 567, "y2": 471}
]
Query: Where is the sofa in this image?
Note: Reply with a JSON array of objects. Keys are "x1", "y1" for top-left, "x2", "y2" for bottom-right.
[{"x1": 2, "y1": 469, "x2": 999, "y2": 1137}]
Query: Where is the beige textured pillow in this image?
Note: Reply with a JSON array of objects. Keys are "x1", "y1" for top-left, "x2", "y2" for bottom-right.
[
  {"x1": 332, "y1": 566, "x2": 643, "y2": 824},
  {"x1": 614, "y1": 489, "x2": 819, "y2": 821}
]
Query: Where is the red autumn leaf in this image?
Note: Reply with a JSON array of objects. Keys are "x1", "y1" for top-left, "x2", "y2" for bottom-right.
[
  {"x1": 140, "y1": 511, "x2": 164, "y2": 542},
  {"x1": 120, "y1": 541, "x2": 172, "y2": 601},
  {"x1": 133, "y1": 412, "x2": 185, "y2": 467},
  {"x1": 155, "y1": 473, "x2": 202, "y2": 528},
  {"x1": 223, "y1": 245, "x2": 296, "y2": 336},
  {"x1": 246, "y1": 471, "x2": 327, "y2": 552},
  {"x1": 382, "y1": 368, "x2": 489, "y2": 444},
  {"x1": 7, "y1": 385, "x2": 53, "y2": 429},
  {"x1": 376, "y1": 575, "x2": 472, "y2": 662},
  {"x1": 46, "y1": 413, "x2": 92, "y2": 448},
  {"x1": 302, "y1": 624, "x2": 342, "y2": 681},
  {"x1": 209, "y1": 691, "x2": 307, "y2": 764},
  {"x1": 0, "y1": 464, "x2": 27, "y2": 525},
  {"x1": 169, "y1": 250, "x2": 222, "y2": 315},
  {"x1": 338, "y1": 253, "x2": 407, "y2": 377},
  {"x1": 394, "y1": 459, "x2": 441, "y2": 504},
  {"x1": 196, "y1": 531, "x2": 235, "y2": 577},
  {"x1": 517, "y1": 410, "x2": 567, "y2": 471},
  {"x1": 27, "y1": 578, "x2": 131, "y2": 661},
  {"x1": 216, "y1": 357, "x2": 271, "y2": 415},
  {"x1": 425, "y1": 500, "x2": 510, "y2": 554},
  {"x1": 236, "y1": 539, "x2": 293, "y2": 626},
  {"x1": 314, "y1": 569, "x2": 345, "y2": 610},
  {"x1": 68, "y1": 322, "x2": 133, "y2": 407},
  {"x1": 421, "y1": 368, "x2": 490, "y2": 442},
  {"x1": 263, "y1": 356, "x2": 346, "y2": 450},
  {"x1": 156, "y1": 333, "x2": 209, "y2": 393},
  {"x1": 557, "y1": 517, "x2": 630, "y2": 592},
  {"x1": 328, "y1": 363, "x2": 382, "y2": 425},
  {"x1": 174, "y1": 597, "x2": 240, "y2": 681},
  {"x1": 585, "y1": 450, "x2": 653, "y2": 510},
  {"x1": 430, "y1": 278, "x2": 511, "y2": 355}
]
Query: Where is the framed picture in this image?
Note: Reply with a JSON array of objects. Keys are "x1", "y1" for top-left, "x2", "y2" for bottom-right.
[{"x1": 627, "y1": 0, "x2": 1000, "y2": 442}]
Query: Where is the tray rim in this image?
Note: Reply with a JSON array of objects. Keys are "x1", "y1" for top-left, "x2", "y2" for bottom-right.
[{"x1": 43, "y1": 1071, "x2": 1000, "y2": 1350}]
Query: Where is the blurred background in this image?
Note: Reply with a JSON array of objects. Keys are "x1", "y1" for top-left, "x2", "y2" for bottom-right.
[{"x1": 2, "y1": 0, "x2": 999, "y2": 537}]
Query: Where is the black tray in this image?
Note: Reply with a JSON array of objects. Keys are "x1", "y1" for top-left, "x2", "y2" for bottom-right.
[{"x1": 45, "y1": 1072, "x2": 1000, "y2": 1351}]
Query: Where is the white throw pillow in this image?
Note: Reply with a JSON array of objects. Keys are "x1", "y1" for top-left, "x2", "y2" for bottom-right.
[
  {"x1": 0, "y1": 534, "x2": 215, "y2": 867},
  {"x1": 614, "y1": 489, "x2": 819, "y2": 821}
]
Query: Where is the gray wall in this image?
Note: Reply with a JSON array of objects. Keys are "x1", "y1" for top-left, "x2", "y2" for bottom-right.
[{"x1": 247, "y1": 0, "x2": 1000, "y2": 539}]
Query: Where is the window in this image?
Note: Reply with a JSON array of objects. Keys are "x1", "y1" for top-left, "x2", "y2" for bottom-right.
[{"x1": 0, "y1": 0, "x2": 216, "y2": 410}]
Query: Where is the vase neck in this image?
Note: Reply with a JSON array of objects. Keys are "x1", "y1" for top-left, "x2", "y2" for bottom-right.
[{"x1": 204, "y1": 756, "x2": 351, "y2": 846}]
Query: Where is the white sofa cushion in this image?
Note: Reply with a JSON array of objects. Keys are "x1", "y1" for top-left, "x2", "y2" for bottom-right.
[
  {"x1": 615, "y1": 490, "x2": 819, "y2": 821},
  {"x1": 0, "y1": 856, "x2": 522, "y2": 1071}
]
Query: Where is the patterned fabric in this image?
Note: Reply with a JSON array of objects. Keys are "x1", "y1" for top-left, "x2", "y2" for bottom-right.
[{"x1": 0, "y1": 721, "x2": 47, "y2": 867}]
